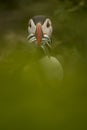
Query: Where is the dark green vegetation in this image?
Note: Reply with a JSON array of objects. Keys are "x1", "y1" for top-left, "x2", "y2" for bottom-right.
[{"x1": 0, "y1": 1, "x2": 87, "y2": 130}]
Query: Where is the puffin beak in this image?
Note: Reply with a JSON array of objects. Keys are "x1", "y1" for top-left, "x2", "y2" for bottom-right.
[{"x1": 35, "y1": 23, "x2": 43, "y2": 45}]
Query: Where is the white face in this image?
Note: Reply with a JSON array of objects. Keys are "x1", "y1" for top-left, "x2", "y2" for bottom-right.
[
  {"x1": 42, "y1": 18, "x2": 53, "y2": 38},
  {"x1": 28, "y1": 19, "x2": 36, "y2": 34},
  {"x1": 28, "y1": 18, "x2": 53, "y2": 38}
]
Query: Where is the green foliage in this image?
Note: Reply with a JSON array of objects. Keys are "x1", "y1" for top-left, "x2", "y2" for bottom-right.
[
  {"x1": 0, "y1": 1, "x2": 87, "y2": 130},
  {"x1": 0, "y1": 0, "x2": 86, "y2": 10}
]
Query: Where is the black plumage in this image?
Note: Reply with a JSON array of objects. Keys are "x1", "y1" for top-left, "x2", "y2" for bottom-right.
[{"x1": 32, "y1": 15, "x2": 46, "y2": 25}]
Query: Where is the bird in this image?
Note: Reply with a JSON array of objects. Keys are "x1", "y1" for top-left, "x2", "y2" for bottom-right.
[
  {"x1": 27, "y1": 15, "x2": 63, "y2": 80},
  {"x1": 27, "y1": 15, "x2": 53, "y2": 55}
]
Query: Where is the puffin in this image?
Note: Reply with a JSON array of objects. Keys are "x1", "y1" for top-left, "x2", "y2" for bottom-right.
[{"x1": 27, "y1": 15, "x2": 63, "y2": 80}]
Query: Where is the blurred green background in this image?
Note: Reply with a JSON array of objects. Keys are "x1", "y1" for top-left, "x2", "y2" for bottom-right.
[{"x1": 0, "y1": 0, "x2": 87, "y2": 130}]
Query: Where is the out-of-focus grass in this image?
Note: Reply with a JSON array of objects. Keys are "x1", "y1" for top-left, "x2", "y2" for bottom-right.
[{"x1": 0, "y1": 2, "x2": 87, "y2": 130}]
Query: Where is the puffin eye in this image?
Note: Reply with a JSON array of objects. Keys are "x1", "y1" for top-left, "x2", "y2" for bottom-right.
[
  {"x1": 46, "y1": 21, "x2": 50, "y2": 28},
  {"x1": 29, "y1": 21, "x2": 31, "y2": 28}
]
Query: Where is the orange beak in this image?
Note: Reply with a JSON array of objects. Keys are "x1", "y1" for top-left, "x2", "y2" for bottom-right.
[{"x1": 36, "y1": 23, "x2": 43, "y2": 45}]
